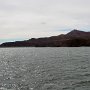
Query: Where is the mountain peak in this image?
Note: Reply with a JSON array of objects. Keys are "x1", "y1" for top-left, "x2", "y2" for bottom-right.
[
  {"x1": 67, "y1": 29, "x2": 85, "y2": 36},
  {"x1": 69, "y1": 29, "x2": 84, "y2": 33},
  {"x1": 71, "y1": 29, "x2": 80, "y2": 32}
]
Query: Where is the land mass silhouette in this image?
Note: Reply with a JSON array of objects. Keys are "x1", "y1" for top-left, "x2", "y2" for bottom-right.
[{"x1": 0, "y1": 29, "x2": 90, "y2": 47}]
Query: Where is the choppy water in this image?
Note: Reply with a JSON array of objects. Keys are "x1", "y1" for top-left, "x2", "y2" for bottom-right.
[{"x1": 0, "y1": 47, "x2": 90, "y2": 90}]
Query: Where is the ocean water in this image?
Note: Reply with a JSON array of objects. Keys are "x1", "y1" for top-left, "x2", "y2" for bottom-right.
[{"x1": 0, "y1": 47, "x2": 90, "y2": 90}]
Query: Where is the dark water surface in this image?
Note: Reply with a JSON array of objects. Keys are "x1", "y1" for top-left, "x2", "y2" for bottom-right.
[{"x1": 0, "y1": 47, "x2": 90, "y2": 90}]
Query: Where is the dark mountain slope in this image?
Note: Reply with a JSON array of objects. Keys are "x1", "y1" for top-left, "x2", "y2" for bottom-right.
[{"x1": 0, "y1": 29, "x2": 90, "y2": 47}]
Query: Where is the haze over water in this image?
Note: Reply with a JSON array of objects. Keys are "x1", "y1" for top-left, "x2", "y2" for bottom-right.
[{"x1": 0, "y1": 47, "x2": 90, "y2": 90}]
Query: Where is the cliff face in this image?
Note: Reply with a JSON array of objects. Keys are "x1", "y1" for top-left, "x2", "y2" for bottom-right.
[{"x1": 0, "y1": 29, "x2": 90, "y2": 47}]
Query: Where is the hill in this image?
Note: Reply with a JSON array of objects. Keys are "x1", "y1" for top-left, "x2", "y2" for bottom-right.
[{"x1": 0, "y1": 29, "x2": 90, "y2": 47}]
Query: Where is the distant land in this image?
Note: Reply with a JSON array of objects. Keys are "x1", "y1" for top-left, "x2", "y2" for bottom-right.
[{"x1": 0, "y1": 29, "x2": 90, "y2": 47}]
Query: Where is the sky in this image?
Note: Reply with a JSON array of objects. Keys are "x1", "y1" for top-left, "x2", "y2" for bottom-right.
[{"x1": 0, "y1": 0, "x2": 90, "y2": 43}]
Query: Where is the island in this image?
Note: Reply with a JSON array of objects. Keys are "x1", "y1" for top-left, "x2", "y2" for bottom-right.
[{"x1": 0, "y1": 29, "x2": 90, "y2": 47}]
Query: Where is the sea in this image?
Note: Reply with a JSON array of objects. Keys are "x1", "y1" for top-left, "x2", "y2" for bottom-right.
[{"x1": 0, "y1": 47, "x2": 90, "y2": 90}]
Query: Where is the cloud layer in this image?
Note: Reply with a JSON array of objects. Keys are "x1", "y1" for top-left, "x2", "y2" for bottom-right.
[{"x1": 0, "y1": 0, "x2": 90, "y2": 43}]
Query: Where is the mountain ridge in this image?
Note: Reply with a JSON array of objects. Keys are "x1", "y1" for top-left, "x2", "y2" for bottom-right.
[{"x1": 0, "y1": 29, "x2": 90, "y2": 47}]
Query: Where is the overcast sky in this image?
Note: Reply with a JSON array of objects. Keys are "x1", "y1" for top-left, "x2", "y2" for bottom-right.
[{"x1": 0, "y1": 0, "x2": 90, "y2": 43}]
